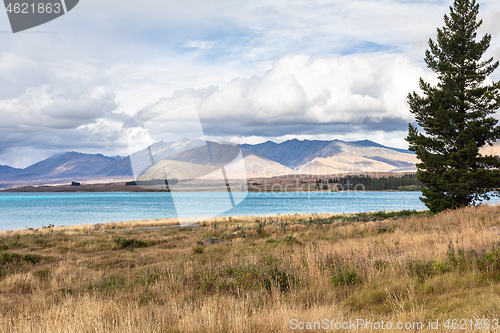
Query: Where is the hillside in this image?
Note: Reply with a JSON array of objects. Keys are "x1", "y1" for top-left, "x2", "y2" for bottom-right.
[
  {"x1": 0, "y1": 139, "x2": 420, "y2": 186},
  {"x1": 0, "y1": 152, "x2": 120, "y2": 181}
]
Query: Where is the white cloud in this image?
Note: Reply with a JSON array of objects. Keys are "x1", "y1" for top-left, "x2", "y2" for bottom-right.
[
  {"x1": 0, "y1": 83, "x2": 118, "y2": 129},
  {"x1": 183, "y1": 40, "x2": 218, "y2": 50},
  {"x1": 0, "y1": 53, "x2": 51, "y2": 99},
  {"x1": 139, "y1": 52, "x2": 433, "y2": 137},
  {"x1": 1, "y1": 0, "x2": 499, "y2": 167}
]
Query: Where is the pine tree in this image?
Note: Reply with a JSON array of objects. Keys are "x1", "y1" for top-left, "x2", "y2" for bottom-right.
[{"x1": 406, "y1": 0, "x2": 500, "y2": 212}]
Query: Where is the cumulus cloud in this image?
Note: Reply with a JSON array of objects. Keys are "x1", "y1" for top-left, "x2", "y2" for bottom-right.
[
  {"x1": 0, "y1": 53, "x2": 51, "y2": 99},
  {"x1": 137, "y1": 53, "x2": 434, "y2": 143},
  {"x1": 0, "y1": 83, "x2": 118, "y2": 129},
  {"x1": 1, "y1": 0, "x2": 499, "y2": 167},
  {"x1": 0, "y1": 78, "x2": 125, "y2": 166}
]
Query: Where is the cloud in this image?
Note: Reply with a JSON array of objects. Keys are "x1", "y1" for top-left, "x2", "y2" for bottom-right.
[
  {"x1": 0, "y1": 82, "x2": 118, "y2": 129},
  {"x1": 138, "y1": 52, "x2": 433, "y2": 142},
  {"x1": 0, "y1": 78, "x2": 125, "y2": 166},
  {"x1": 1, "y1": 0, "x2": 499, "y2": 167},
  {"x1": 183, "y1": 40, "x2": 218, "y2": 50},
  {"x1": 0, "y1": 53, "x2": 51, "y2": 99}
]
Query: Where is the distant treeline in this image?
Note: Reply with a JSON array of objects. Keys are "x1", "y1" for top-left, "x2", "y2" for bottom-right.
[
  {"x1": 315, "y1": 174, "x2": 423, "y2": 191},
  {"x1": 125, "y1": 179, "x2": 179, "y2": 186}
]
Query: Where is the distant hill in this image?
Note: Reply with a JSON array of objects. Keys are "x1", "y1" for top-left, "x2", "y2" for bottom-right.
[
  {"x1": 0, "y1": 165, "x2": 21, "y2": 178},
  {"x1": 0, "y1": 152, "x2": 121, "y2": 182},
  {"x1": 242, "y1": 139, "x2": 417, "y2": 173},
  {"x1": 0, "y1": 139, "x2": 419, "y2": 186},
  {"x1": 241, "y1": 139, "x2": 334, "y2": 169}
]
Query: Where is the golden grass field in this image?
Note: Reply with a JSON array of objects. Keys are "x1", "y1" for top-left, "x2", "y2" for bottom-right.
[{"x1": 1, "y1": 206, "x2": 500, "y2": 332}]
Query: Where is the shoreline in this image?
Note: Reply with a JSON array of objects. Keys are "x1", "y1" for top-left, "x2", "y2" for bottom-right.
[
  {"x1": 0, "y1": 210, "x2": 427, "y2": 234},
  {"x1": 0, "y1": 172, "x2": 420, "y2": 192}
]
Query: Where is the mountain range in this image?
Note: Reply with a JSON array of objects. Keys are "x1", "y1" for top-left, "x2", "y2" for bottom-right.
[{"x1": 0, "y1": 139, "x2": 421, "y2": 187}]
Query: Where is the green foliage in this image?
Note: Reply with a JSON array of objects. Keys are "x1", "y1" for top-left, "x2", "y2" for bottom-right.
[
  {"x1": 22, "y1": 253, "x2": 43, "y2": 264},
  {"x1": 0, "y1": 252, "x2": 45, "y2": 265},
  {"x1": 0, "y1": 252, "x2": 47, "y2": 280},
  {"x1": 327, "y1": 174, "x2": 422, "y2": 191},
  {"x1": 407, "y1": 260, "x2": 452, "y2": 282},
  {"x1": 331, "y1": 267, "x2": 361, "y2": 286},
  {"x1": 114, "y1": 238, "x2": 149, "y2": 249},
  {"x1": 398, "y1": 185, "x2": 422, "y2": 191},
  {"x1": 87, "y1": 276, "x2": 125, "y2": 292},
  {"x1": 192, "y1": 247, "x2": 204, "y2": 254},
  {"x1": 407, "y1": 248, "x2": 500, "y2": 282},
  {"x1": 33, "y1": 268, "x2": 51, "y2": 281},
  {"x1": 376, "y1": 227, "x2": 395, "y2": 234},
  {"x1": 255, "y1": 221, "x2": 266, "y2": 237},
  {"x1": 283, "y1": 236, "x2": 302, "y2": 245},
  {"x1": 406, "y1": 0, "x2": 500, "y2": 212},
  {"x1": 192, "y1": 255, "x2": 298, "y2": 295},
  {"x1": 0, "y1": 252, "x2": 22, "y2": 265}
]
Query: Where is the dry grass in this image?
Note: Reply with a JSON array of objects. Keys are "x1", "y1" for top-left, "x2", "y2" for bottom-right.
[
  {"x1": 0, "y1": 218, "x2": 182, "y2": 237},
  {"x1": 1, "y1": 205, "x2": 500, "y2": 332}
]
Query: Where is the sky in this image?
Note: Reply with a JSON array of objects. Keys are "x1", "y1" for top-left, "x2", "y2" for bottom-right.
[{"x1": 1, "y1": 0, "x2": 500, "y2": 168}]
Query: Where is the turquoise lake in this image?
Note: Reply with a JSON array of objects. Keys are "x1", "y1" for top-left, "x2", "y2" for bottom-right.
[{"x1": 0, "y1": 191, "x2": 496, "y2": 231}]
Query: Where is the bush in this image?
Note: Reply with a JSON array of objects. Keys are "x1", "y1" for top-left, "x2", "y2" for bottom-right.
[
  {"x1": 398, "y1": 185, "x2": 422, "y2": 191},
  {"x1": 193, "y1": 247, "x2": 204, "y2": 254},
  {"x1": 256, "y1": 222, "x2": 266, "y2": 237},
  {"x1": 376, "y1": 227, "x2": 395, "y2": 234},
  {"x1": 191, "y1": 255, "x2": 298, "y2": 296},
  {"x1": 261, "y1": 266, "x2": 296, "y2": 293},
  {"x1": 0, "y1": 252, "x2": 21, "y2": 265},
  {"x1": 407, "y1": 259, "x2": 451, "y2": 281},
  {"x1": 33, "y1": 268, "x2": 51, "y2": 281},
  {"x1": 331, "y1": 267, "x2": 360, "y2": 286},
  {"x1": 114, "y1": 238, "x2": 148, "y2": 249},
  {"x1": 283, "y1": 236, "x2": 302, "y2": 245},
  {"x1": 22, "y1": 254, "x2": 43, "y2": 264}
]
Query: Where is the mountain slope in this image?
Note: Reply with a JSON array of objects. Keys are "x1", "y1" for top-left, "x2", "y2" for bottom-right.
[
  {"x1": 241, "y1": 139, "x2": 414, "y2": 170},
  {"x1": 10, "y1": 152, "x2": 120, "y2": 180},
  {"x1": 0, "y1": 138, "x2": 420, "y2": 186},
  {"x1": 297, "y1": 141, "x2": 418, "y2": 174},
  {"x1": 240, "y1": 139, "x2": 334, "y2": 169},
  {"x1": 0, "y1": 165, "x2": 21, "y2": 175}
]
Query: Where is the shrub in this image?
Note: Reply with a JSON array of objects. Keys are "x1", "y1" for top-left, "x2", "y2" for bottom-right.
[
  {"x1": 0, "y1": 252, "x2": 21, "y2": 265},
  {"x1": 193, "y1": 247, "x2": 204, "y2": 254},
  {"x1": 22, "y1": 254, "x2": 43, "y2": 264},
  {"x1": 261, "y1": 266, "x2": 296, "y2": 293},
  {"x1": 33, "y1": 268, "x2": 51, "y2": 281},
  {"x1": 331, "y1": 267, "x2": 360, "y2": 286},
  {"x1": 407, "y1": 259, "x2": 451, "y2": 281},
  {"x1": 376, "y1": 227, "x2": 395, "y2": 234},
  {"x1": 283, "y1": 236, "x2": 302, "y2": 245},
  {"x1": 114, "y1": 238, "x2": 148, "y2": 249},
  {"x1": 256, "y1": 222, "x2": 266, "y2": 237}
]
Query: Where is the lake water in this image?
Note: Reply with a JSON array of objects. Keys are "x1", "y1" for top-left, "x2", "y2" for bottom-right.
[{"x1": 0, "y1": 191, "x2": 494, "y2": 231}]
